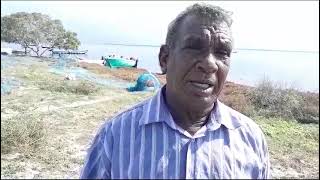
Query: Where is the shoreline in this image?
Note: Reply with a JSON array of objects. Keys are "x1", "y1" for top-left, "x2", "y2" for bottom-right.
[
  {"x1": 2, "y1": 54, "x2": 318, "y2": 94},
  {"x1": 77, "y1": 60, "x2": 319, "y2": 96}
]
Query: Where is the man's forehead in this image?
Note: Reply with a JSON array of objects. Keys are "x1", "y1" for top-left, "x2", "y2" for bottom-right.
[{"x1": 179, "y1": 14, "x2": 231, "y2": 38}]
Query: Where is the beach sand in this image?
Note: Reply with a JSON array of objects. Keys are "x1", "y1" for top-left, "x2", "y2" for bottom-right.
[{"x1": 77, "y1": 59, "x2": 104, "y2": 65}]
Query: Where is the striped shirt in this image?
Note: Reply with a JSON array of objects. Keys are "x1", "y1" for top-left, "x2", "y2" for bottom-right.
[{"x1": 81, "y1": 86, "x2": 270, "y2": 179}]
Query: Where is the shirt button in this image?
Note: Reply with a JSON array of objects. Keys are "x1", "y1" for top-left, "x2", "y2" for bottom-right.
[{"x1": 190, "y1": 139, "x2": 195, "y2": 146}]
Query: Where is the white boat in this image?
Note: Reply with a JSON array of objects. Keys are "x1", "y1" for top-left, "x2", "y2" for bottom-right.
[
  {"x1": 1, "y1": 47, "x2": 12, "y2": 55},
  {"x1": 51, "y1": 49, "x2": 88, "y2": 54}
]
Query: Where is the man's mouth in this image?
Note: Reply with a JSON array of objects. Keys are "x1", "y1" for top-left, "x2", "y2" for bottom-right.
[
  {"x1": 189, "y1": 81, "x2": 214, "y2": 91},
  {"x1": 191, "y1": 82, "x2": 211, "y2": 89}
]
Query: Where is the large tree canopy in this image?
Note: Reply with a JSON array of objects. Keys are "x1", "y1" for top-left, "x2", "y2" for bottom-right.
[{"x1": 1, "y1": 12, "x2": 80, "y2": 57}]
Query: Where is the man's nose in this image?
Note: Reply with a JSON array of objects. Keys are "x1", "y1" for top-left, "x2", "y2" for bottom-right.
[{"x1": 195, "y1": 53, "x2": 219, "y2": 73}]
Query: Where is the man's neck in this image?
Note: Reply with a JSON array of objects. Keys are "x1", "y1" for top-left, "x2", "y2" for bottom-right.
[{"x1": 162, "y1": 87, "x2": 213, "y2": 136}]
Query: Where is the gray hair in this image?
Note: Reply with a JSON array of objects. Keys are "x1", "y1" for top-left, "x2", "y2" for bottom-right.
[{"x1": 165, "y1": 3, "x2": 233, "y2": 48}]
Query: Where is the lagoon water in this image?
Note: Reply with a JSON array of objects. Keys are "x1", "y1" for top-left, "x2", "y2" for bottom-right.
[
  {"x1": 2, "y1": 42, "x2": 318, "y2": 92},
  {"x1": 79, "y1": 43, "x2": 319, "y2": 92}
]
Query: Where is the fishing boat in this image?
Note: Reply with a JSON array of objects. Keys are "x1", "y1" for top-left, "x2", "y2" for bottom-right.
[
  {"x1": 51, "y1": 49, "x2": 88, "y2": 55},
  {"x1": 102, "y1": 56, "x2": 138, "y2": 68},
  {"x1": 1, "y1": 47, "x2": 12, "y2": 55}
]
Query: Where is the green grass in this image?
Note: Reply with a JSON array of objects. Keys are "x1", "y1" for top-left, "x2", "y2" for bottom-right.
[{"x1": 255, "y1": 116, "x2": 319, "y2": 178}]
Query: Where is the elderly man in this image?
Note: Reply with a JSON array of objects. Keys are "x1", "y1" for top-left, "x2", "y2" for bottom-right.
[{"x1": 81, "y1": 3, "x2": 270, "y2": 179}]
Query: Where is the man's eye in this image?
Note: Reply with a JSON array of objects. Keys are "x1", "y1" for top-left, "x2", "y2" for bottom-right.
[
  {"x1": 186, "y1": 46, "x2": 201, "y2": 50},
  {"x1": 215, "y1": 50, "x2": 230, "y2": 58}
]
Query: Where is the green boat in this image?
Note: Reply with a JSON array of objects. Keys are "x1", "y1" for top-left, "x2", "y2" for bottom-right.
[{"x1": 102, "y1": 56, "x2": 138, "y2": 68}]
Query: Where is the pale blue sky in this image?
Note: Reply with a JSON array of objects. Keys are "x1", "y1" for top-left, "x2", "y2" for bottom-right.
[{"x1": 1, "y1": 1, "x2": 319, "y2": 51}]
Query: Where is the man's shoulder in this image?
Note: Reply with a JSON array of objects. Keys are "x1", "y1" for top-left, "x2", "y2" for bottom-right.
[
  {"x1": 221, "y1": 102, "x2": 268, "y2": 152},
  {"x1": 102, "y1": 95, "x2": 153, "y2": 128}
]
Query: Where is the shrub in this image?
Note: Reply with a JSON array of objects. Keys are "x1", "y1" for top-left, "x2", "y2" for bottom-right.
[
  {"x1": 219, "y1": 82, "x2": 256, "y2": 117},
  {"x1": 249, "y1": 77, "x2": 319, "y2": 124},
  {"x1": 1, "y1": 113, "x2": 47, "y2": 154},
  {"x1": 220, "y1": 91, "x2": 256, "y2": 117},
  {"x1": 292, "y1": 93, "x2": 319, "y2": 124},
  {"x1": 39, "y1": 80, "x2": 100, "y2": 95}
]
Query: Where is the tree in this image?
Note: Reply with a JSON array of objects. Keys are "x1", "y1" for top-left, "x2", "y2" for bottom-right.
[
  {"x1": 1, "y1": 12, "x2": 81, "y2": 57},
  {"x1": 56, "y1": 31, "x2": 81, "y2": 50}
]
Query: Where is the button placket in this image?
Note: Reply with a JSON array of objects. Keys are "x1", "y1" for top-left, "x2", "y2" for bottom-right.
[{"x1": 186, "y1": 139, "x2": 195, "y2": 179}]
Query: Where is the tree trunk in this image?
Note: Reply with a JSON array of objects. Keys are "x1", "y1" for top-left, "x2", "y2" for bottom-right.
[
  {"x1": 39, "y1": 47, "x2": 52, "y2": 57},
  {"x1": 28, "y1": 46, "x2": 38, "y2": 56},
  {"x1": 36, "y1": 46, "x2": 40, "y2": 57},
  {"x1": 23, "y1": 42, "x2": 29, "y2": 55}
]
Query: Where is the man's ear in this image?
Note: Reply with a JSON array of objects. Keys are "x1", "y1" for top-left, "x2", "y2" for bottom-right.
[{"x1": 158, "y1": 44, "x2": 169, "y2": 74}]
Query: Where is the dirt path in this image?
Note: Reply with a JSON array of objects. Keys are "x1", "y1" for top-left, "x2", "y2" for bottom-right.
[{"x1": 37, "y1": 95, "x2": 119, "y2": 113}]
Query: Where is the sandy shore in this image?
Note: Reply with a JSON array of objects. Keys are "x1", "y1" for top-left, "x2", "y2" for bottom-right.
[
  {"x1": 77, "y1": 59, "x2": 104, "y2": 65},
  {"x1": 77, "y1": 61, "x2": 252, "y2": 95}
]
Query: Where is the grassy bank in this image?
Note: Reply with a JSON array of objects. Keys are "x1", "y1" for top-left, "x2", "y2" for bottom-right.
[
  {"x1": 256, "y1": 117, "x2": 318, "y2": 178},
  {"x1": 1, "y1": 56, "x2": 319, "y2": 178}
]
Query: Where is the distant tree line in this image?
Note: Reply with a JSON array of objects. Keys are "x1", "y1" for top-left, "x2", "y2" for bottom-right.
[{"x1": 1, "y1": 12, "x2": 80, "y2": 57}]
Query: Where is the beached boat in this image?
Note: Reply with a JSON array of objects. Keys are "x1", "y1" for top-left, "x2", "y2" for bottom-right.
[
  {"x1": 51, "y1": 49, "x2": 88, "y2": 55},
  {"x1": 1, "y1": 47, "x2": 12, "y2": 55},
  {"x1": 102, "y1": 56, "x2": 138, "y2": 68}
]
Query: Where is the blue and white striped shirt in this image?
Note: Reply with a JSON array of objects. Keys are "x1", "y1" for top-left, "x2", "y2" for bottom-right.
[{"x1": 81, "y1": 87, "x2": 270, "y2": 179}]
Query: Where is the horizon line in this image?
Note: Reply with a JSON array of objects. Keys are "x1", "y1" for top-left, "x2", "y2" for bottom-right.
[{"x1": 102, "y1": 43, "x2": 319, "y2": 53}]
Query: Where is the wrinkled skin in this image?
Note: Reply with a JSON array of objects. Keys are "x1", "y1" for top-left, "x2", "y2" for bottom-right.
[{"x1": 159, "y1": 14, "x2": 233, "y2": 135}]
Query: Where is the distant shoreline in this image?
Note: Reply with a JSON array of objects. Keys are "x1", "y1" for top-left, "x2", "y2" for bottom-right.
[
  {"x1": 102, "y1": 43, "x2": 319, "y2": 53},
  {"x1": 104, "y1": 43, "x2": 160, "y2": 48},
  {"x1": 2, "y1": 42, "x2": 318, "y2": 53}
]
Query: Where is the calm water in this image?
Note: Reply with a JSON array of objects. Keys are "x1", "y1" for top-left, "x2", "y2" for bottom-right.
[
  {"x1": 2, "y1": 42, "x2": 319, "y2": 92},
  {"x1": 79, "y1": 43, "x2": 319, "y2": 92}
]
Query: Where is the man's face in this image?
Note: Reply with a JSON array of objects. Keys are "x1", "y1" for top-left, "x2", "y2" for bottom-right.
[{"x1": 160, "y1": 14, "x2": 233, "y2": 111}]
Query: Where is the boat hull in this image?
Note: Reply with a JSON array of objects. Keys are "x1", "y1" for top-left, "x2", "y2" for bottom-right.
[
  {"x1": 1, "y1": 48, "x2": 12, "y2": 55},
  {"x1": 104, "y1": 57, "x2": 137, "y2": 68},
  {"x1": 52, "y1": 50, "x2": 88, "y2": 54}
]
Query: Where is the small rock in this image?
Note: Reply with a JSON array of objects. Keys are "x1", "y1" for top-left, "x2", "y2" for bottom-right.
[
  {"x1": 2, "y1": 153, "x2": 21, "y2": 160},
  {"x1": 65, "y1": 74, "x2": 76, "y2": 80}
]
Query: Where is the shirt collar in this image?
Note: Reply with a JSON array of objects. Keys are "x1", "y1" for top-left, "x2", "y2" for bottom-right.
[
  {"x1": 207, "y1": 99, "x2": 243, "y2": 130},
  {"x1": 139, "y1": 86, "x2": 242, "y2": 130},
  {"x1": 138, "y1": 86, "x2": 176, "y2": 129}
]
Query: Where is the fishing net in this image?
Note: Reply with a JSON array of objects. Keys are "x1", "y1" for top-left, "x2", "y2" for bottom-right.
[
  {"x1": 1, "y1": 55, "x2": 17, "y2": 70},
  {"x1": 49, "y1": 55, "x2": 134, "y2": 89},
  {"x1": 127, "y1": 72, "x2": 161, "y2": 92},
  {"x1": 1, "y1": 77, "x2": 21, "y2": 95},
  {"x1": 1, "y1": 55, "x2": 21, "y2": 95}
]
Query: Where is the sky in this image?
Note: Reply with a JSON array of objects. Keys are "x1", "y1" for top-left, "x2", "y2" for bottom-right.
[{"x1": 1, "y1": 1, "x2": 319, "y2": 51}]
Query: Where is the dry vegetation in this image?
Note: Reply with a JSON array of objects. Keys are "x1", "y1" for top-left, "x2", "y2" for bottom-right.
[
  {"x1": 78, "y1": 62, "x2": 167, "y2": 84},
  {"x1": 1, "y1": 57, "x2": 154, "y2": 178},
  {"x1": 1, "y1": 56, "x2": 319, "y2": 179}
]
